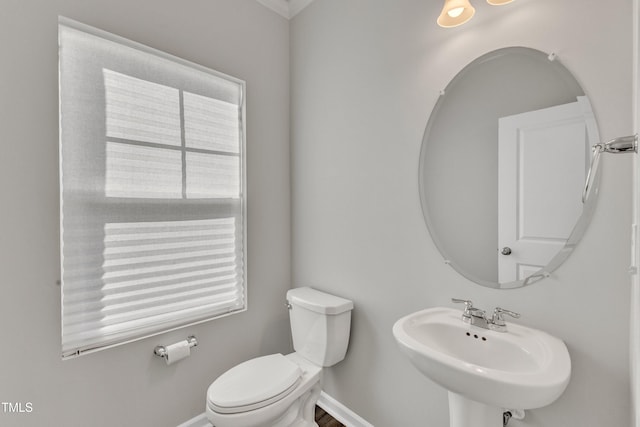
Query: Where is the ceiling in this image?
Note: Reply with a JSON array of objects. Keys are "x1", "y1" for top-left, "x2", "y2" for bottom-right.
[{"x1": 255, "y1": 0, "x2": 316, "y2": 19}]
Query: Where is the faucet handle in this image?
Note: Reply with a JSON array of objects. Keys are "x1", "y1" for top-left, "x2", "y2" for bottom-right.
[
  {"x1": 451, "y1": 298, "x2": 474, "y2": 311},
  {"x1": 452, "y1": 298, "x2": 480, "y2": 320},
  {"x1": 451, "y1": 298, "x2": 473, "y2": 306},
  {"x1": 491, "y1": 307, "x2": 520, "y2": 326}
]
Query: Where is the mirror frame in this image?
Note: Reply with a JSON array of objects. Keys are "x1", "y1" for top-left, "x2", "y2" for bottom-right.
[{"x1": 418, "y1": 46, "x2": 601, "y2": 289}]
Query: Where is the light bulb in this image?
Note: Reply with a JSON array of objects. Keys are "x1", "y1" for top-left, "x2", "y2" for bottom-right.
[
  {"x1": 437, "y1": 0, "x2": 475, "y2": 28},
  {"x1": 447, "y1": 7, "x2": 465, "y2": 18}
]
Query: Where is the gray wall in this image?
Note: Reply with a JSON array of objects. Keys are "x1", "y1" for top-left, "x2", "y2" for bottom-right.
[
  {"x1": 291, "y1": 0, "x2": 632, "y2": 426},
  {"x1": 0, "y1": 1, "x2": 291, "y2": 426}
]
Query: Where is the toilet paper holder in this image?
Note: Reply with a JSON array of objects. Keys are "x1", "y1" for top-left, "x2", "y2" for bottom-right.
[{"x1": 154, "y1": 335, "x2": 198, "y2": 359}]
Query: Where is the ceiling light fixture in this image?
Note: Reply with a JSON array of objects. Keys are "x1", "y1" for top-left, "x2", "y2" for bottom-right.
[
  {"x1": 438, "y1": 0, "x2": 515, "y2": 28},
  {"x1": 437, "y1": 0, "x2": 475, "y2": 28}
]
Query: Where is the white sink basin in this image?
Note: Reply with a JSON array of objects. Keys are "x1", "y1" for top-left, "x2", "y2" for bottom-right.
[{"x1": 392, "y1": 307, "x2": 571, "y2": 412}]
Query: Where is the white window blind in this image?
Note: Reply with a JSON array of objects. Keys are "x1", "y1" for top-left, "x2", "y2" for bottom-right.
[{"x1": 59, "y1": 19, "x2": 246, "y2": 359}]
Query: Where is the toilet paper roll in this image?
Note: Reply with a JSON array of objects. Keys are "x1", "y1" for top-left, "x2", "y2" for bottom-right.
[{"x1": 164, "y1": 340, "x2": 191, "y2": 365}]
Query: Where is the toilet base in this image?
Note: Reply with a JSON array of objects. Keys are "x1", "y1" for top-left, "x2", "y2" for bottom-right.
[{"x1": 270, "y1": 383, "x2": 321, "y2": 427}]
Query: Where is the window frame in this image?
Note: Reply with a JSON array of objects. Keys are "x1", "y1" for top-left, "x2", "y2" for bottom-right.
[{"x1": 58, "y1": 17, "x2": 248, "y2": 359}]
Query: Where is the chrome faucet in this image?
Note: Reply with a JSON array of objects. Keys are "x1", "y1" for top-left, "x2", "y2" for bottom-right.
[{"x1": 451, "y1": 299, "x2": 520, "y2": 333}]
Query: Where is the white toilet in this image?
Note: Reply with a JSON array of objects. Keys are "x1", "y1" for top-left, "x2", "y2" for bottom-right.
[{"x1": 205, "y1": 287, "x2": 354, "y2": 427}]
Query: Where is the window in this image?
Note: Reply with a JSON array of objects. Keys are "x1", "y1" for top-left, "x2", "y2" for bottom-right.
[{"x1": 59, "y1": 18, "x2": 246, "y2": 358}]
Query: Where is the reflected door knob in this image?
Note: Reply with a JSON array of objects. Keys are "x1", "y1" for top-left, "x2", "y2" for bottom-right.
[{"x1": 501, "y1": 247, "x2": 512, "y2": 256}]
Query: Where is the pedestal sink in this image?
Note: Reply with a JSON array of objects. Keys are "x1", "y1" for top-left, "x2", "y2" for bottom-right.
[{"x1": 392, "y1": 307, "x2": 571, "y2": 427}]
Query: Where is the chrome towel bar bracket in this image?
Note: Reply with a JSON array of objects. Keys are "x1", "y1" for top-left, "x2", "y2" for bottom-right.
[{"x1": 582, "y1": 134, "x2": 638, "y2": 203}]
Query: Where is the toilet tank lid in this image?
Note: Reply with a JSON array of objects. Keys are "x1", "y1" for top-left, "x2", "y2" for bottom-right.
[{"x1": 286, "y1": 287, "x2": 354, "y2": 315}]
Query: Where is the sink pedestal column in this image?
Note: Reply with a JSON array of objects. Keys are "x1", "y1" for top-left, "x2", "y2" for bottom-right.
[{"x1": 448, "y1": 392, "x2": 502, "y2": 427}]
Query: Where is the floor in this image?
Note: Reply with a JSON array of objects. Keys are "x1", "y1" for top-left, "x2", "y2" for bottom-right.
[
  {"x1": 315, "y1": 406, "x2": 346, "y2": 427},
  {"x1": 199, "y1": 405, "x2": 344, "y2": 427}
]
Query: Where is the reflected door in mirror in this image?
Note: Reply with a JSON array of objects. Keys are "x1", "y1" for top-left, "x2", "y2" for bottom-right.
[{"x1": 497, "y1": 98, "x2": 591, "y2": 282}]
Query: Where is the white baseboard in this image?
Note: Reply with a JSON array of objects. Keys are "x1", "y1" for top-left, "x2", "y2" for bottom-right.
[
  {"x1": 176, "y1": 413, "x2": 211, "y2": 427},
  {"x1": 317, "y1": 391, "x2": 374, "y2": 427},
  {"x1": 177, "y1": 391, "x2": 373, "y2": 427}
]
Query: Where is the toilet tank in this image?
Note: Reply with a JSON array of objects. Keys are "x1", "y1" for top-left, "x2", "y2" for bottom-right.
[{"x1": 286, "y1": 287, "x2": 354, "y2": 367}]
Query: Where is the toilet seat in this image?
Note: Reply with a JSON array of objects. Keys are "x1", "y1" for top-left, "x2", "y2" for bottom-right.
[{"x1": 207, "y1": 353, "x2": 302, "y2": 414}]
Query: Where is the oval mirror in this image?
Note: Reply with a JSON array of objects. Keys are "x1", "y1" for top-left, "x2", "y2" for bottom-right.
[{"x1": 419, "y1": 47, "x2": 601, "y2": 289}]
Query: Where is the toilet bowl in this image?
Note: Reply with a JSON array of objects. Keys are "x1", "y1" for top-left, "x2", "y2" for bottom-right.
[
  {"x1": 206, "y1": 353, "x2": 321, "y2": 427},
  {"x1": 205, "y1": 287, "x2": 353, "y2": 427}
]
